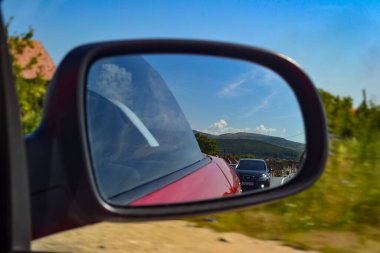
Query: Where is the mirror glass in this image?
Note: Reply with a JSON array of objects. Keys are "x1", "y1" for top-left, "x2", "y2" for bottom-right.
[{"x1": 86, "y1": 54, "x2": 305, "y2": 206}]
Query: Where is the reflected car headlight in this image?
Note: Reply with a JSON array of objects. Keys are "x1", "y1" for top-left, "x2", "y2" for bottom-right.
[{"x1": 259, "y1": 174, "x2": 268, "y2": 180}]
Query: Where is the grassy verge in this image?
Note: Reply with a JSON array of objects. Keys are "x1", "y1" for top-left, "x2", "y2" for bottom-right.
[{"x1": 190, "y1": 138, "x2": 380, "y2": 252}]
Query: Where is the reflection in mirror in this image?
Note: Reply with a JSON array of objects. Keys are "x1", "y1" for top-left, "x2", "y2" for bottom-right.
[{"x1": 86, "y1": 54, "x2": 305, "y2": 206}]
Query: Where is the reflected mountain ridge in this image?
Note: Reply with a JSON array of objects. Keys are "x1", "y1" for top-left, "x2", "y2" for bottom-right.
[{"x1": 194, "y1": 130, "x2": 305, "y2": 160}]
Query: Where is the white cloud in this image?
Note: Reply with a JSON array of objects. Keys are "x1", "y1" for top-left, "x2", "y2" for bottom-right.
[{"x1": 255, "y1": 124, "x2": 277, "y2": 135}]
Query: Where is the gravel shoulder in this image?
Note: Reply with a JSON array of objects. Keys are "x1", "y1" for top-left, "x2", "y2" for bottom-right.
[{"x1": 32, "y1": 221, "x2": 317, "y2": 253}]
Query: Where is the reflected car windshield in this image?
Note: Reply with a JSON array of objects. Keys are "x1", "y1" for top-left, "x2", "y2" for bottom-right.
[
  {"x1": 237, "y1": 160, "x2": 266, "y2": 171},
  {"x1": 86, "y1": 55, "x2": 203, "y2": 200}
]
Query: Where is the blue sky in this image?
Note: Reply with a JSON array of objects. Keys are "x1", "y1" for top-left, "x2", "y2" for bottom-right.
[{"x1": 3, "y1": 0, "x2": 380, "y2": 143}]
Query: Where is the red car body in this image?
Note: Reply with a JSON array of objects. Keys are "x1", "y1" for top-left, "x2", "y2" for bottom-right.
[{"x1": 132, "y1": 156, "x2": 241, "y2": 205}]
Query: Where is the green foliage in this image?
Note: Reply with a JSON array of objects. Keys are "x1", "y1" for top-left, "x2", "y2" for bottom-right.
[
  {"x1": 16, "y1": 76, "x2": 48, "y2": 133},
  {"x1": 267, "y1": 138, "x2": 380, "y2": 231},
  {"x1": 319, "y1": 88, "x2": 380, "y2": 141},
  {"x1": 194, "y1": 133, "x2": 219, "y2": 156},
  {"x1": 194, "y1": 89, "x2": 380, "y2": 252},
  {"x1": 193, "y1": 137, "x2": 380, "y2": 252},
  {"x1": 318, "y1": 89, "x2": 355, "y2": 138},
  {"x1": 6, "y1": 19, "x2": 49, "y2": 134}
]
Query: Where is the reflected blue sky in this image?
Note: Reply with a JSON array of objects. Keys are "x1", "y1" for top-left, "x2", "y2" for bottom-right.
[{"x1": 144, "y1": 55, "x2": 304, "y2": 142}]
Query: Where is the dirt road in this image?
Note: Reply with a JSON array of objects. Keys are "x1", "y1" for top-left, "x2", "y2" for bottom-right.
[{"x1": 32, "y1": 220, "x2": 316, "y2": 253}]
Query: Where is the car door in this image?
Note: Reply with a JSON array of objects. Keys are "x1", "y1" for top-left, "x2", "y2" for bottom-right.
[{"x1": 0, "y1": 8, "x2": 31, "y2": 252}]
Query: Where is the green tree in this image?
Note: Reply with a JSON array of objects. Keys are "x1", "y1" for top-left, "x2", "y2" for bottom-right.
[
  {"x1": 194, "y1": 133, "x2": 219, "y2": 156},
  {"x1": 318, "y1": 89, "x2": 354, "y2": 138},
  {"x1": 6, "y1": 19, "x2": 49, "y2": 134}
]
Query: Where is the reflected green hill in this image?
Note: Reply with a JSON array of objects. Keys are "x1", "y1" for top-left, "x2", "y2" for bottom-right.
[
  {"x1": 216, "y1": 132, "x2": 305, "y2": 152},
  {"x1": 194, "y1": 130, "x2": 304, "y2": 160},
  {"x1": 216, "y1": 138, "x2": 301, "y2": 160}
]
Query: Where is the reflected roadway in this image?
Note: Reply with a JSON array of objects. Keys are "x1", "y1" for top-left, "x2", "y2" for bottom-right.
[{"x1": 270, "y1": 176, "x2": 292, "y2": 188}]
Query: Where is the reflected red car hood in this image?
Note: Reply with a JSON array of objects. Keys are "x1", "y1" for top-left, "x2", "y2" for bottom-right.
[{"x1": 131, "y1": 156, "x2": 241, "y2": 205}]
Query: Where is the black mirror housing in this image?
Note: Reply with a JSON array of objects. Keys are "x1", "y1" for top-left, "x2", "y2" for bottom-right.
[{"x1": 26, "y1": 39, "x2": 327, "y2": 239}]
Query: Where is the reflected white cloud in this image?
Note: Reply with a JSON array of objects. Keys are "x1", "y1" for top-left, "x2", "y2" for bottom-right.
[
  {"x1": 217, "y1": 67, "x2": 282, "y2": 98},
  {"x1": 89, "y1": 63, "x2": 132, "y2": 102},
  {"x1": 199, "y1": 119, "x2": 250, "y2": 135},
  {"x1": 246, "y1": 68, "x2": 280, "y2": 84},
  {"x1": 242, "y1": 88, "x2": 278, "y2": 118},
  {"x1": 217, "y1": 79, "x2": 246, "y2": 97},
  {"x1": 200, "y1": 119, "x2": 279, "y2": 137},
  {"x1": 208, "y1": 119, "x2": 228, "y2": 131},
  {"x1": 255, "y1": 124, "x2": 277, "y2": 135}
]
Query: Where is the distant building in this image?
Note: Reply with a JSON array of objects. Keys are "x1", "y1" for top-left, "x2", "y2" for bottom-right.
[{"x1": 14, "y1": 40, "x2": 56, "y2": 80}]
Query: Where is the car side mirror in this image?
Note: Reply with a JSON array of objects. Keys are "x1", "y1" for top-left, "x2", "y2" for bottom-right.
[{"x1": 26, "y1": 39, "x2": 327, "y2": 238}]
